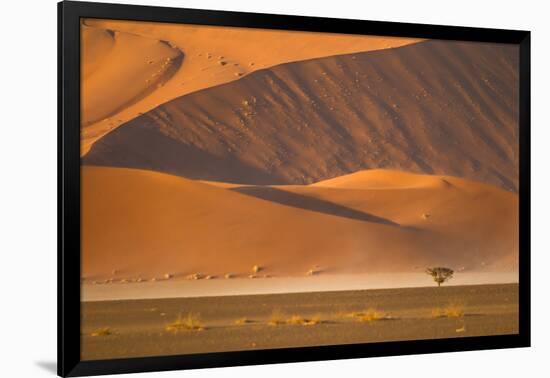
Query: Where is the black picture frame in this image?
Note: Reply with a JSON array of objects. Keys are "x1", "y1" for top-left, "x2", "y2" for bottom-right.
[{"x1": 58, "y1": 1, "x2": 531, "y2": 376}]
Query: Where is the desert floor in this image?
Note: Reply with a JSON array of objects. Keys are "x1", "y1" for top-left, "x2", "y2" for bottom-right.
[
  {"x1": 81, "y1": 283, "x2": 518, "y2": 360},
  {"x1": 81, "y1": 272, "x2": 518, "y2": 301}
]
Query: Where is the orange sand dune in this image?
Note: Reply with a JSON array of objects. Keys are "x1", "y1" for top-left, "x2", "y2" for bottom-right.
[
  {"x1": 80, "y1": 18, "x2": 420, "y2": 154},
  {"x1": 277, "y1": 170, "x2": 517, "y2": 246},
  {"x1": 311, "y1": 169, "x2": 456, "y2": 190},
  {"x1": 84, "y1": 39, "x2": 519, "y2": 192},
  {"x1": 81, "y1": 24, "x2": 183, "y2": 131},
  {"x1": 82, "y1": 166, "x2": 518, "y2": 280}
]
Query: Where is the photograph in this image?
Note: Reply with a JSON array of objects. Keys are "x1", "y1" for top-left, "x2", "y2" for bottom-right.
[{"x1": 79, "y1": 17, "x2": 519, "y2": 361}]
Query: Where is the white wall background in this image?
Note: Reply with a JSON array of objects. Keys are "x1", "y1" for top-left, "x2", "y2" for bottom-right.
[{"x1": 0, "y1": 0, "x2": 547, "y2": 376}]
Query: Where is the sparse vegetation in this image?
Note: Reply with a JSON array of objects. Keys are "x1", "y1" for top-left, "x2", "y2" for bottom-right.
[
  {"x1": 267, "y1": 310, "x2": 286, "y2": 326},
  {"x1": 267, "y1": 310, "x2": 322, "y2": 326},
  {"x1": 456, "y1": 324, "x2": 466, "y2": 333},
  {"x1": 348, "y1": 308, "x2": 389, "y2": 322},
  {"x1": 187, "y1": 273, "x2": 204, "y2": 280},
  {"x1": 432, "y1": 303, "x2": 465, "y2": 318},
  {"x1": 235, "y1": 317, "x2": 253, "y2": 325},
  {"x1": 165, "y1": 313, "x2": 204, "y2": 332},
  {"x1": 426, "y1": 267, "x2": 454, "y2": 287},
  {"x1": 90, "y1": 327, "x2": 112, "y2": 337},
  {"x1": 287, "y1": 315, "x2": 322, "y2": 326}
]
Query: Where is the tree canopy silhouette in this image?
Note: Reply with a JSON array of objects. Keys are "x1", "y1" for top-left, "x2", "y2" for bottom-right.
[{"x1": 426, "y1": 267, "x2": 454, "y2": 287}]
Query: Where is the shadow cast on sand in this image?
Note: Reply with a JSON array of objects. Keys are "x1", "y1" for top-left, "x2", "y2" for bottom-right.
[
  {"x1": 83, "y1": 120, "x2": 281, "y2": 185},
  {"x1": 232, "y1": 186, "x2": 400, "y2": 226}
]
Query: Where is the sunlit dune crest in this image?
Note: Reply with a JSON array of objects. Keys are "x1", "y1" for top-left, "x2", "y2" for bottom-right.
[
  {"x1": 81, "y1": 24, "x2": 183, "y2": 129},
  {"x1": 312, "y1": 169, "x2": 457, "y2": 190},
  {"x1": 80, "y1": 18, "x2": 421, "y2": 154}
]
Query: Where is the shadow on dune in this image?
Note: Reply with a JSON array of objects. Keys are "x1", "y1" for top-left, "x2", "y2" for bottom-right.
[
  {"x1": 82, "y1": 120, "x2": 283, "y2": 185},
  {"x1": 232, "y1": 186, "x2": 400, "y2": 226}
]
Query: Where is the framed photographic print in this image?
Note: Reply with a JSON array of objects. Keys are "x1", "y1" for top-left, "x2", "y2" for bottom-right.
[{"x1": 58, "y1": 1, "x2": 531, "y2": 376}]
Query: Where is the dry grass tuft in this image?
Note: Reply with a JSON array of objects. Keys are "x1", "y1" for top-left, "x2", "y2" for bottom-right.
[
  {"x1": 287, "y1": 315, "x2": 322, "y2": 326},
  {"x1": 432, "y1": 303, "x2": 465, "y2": 318},
  {"x1": 455, "y1": 325, "x2": 466, "y2": 333},
  {"x1": 165, "y1": 313, "x2": 204, "y2": 332},
  {"x1": 235, "y1": 317, "x2": 253, "y2": 325},
  {"x1": 186, "y1": 273, "x2": 204, "y2": 280},
  {"x1": 267, "y1": 310, "x2": 287, "y2": 326},
  {"x1": 344, "y1": 308, "x2": 389, "y2": 322},
  {"x1": 90, "y1": 327, "x2": 112, "y2": 337},
  {"x1": 268, "y1": 310, "x2": 322, "y2": 326}
]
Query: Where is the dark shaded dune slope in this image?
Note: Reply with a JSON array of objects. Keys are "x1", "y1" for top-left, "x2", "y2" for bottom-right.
[{"x1": 83, "y1": 40, "x2": 519, "y2": 190}]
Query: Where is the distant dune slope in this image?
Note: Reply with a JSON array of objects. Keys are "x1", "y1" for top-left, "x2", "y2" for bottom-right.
[
  {"x1": 81, "y1": 24, "x2": 183, "y2": 132},
  {"x1": 82, "y1": 167, "x2": 517, "y2": 279},
  {"x1": 84, "y1": 40, "x2": 519, "y2": 191},
  {"x1": 81, "y1": 18, "x2": 419, "y2": 154}
]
